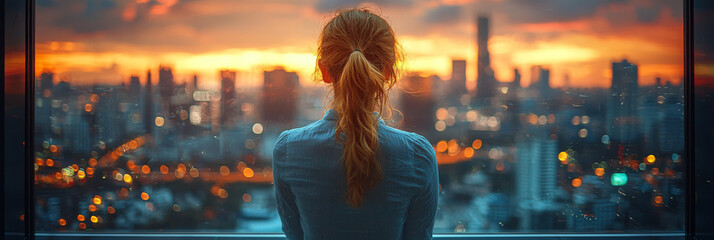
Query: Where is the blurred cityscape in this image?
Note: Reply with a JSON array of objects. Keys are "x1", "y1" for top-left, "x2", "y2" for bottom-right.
[{"x1": 33, "y1": 15, "x2": 684, "y2": 233}]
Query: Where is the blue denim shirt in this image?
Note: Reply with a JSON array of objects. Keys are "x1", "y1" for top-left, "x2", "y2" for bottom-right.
[{"x1": 272, "y1": 109, "x2": 439, "y2": 240}]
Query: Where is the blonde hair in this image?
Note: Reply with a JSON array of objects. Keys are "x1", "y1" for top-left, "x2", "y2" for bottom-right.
[{"x1": 315, "y1": 9, "x2": 404, "y2": 208}]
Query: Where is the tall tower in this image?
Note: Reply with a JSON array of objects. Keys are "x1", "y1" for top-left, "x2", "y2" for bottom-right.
[
  {"x1": 144, "y1": 70, "x2": 154, "y2": 134},
  {"x1": 607, "y1": 59, "x2": 639, "y2": 143},
  {"x1": 220, "y1": 70, "x2": 237, "y2": 127},
  {"x1": 476, "y1": 15, "x2": 497, "y2": 99}
]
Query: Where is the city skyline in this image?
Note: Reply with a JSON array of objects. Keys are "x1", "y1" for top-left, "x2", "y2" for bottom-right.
[{"x1": 33, "y1": 0, "x2": 683, "y2": 89}]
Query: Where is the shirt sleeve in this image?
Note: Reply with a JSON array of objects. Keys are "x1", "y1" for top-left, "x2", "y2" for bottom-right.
[
  {"x1": 402, "y1": 134, "x2": 439, "y2": 240},
  {"x1": 273, "y1": 131, "x2": 304, "y2": 240}
]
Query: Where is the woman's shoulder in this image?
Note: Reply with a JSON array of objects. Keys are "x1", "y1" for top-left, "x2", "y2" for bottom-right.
[
  {"x1": 276, "y1": 120, "x2": 327, "y2": 144},
  {"x1": 378, "y1": 125, "x2": 435, "y2": 159}
]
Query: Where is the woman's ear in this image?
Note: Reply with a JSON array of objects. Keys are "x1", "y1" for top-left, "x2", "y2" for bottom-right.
[{"x1": 319, "y1": 62, "x2": 332, "y2": 84}]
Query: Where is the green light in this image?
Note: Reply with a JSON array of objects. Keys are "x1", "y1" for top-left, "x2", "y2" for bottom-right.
[{"x1": 611, "y1": 173, "x2": 628, "y2": 186}]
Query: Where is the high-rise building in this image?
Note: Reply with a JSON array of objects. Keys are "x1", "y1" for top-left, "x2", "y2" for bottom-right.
[
  {"x1": 530, "y1": 65, "x2": 550, "y2": 93},
  {"x1": 400, "y1": 73, "x2": 434, "y2": 134},
  {"x1": 515, "y1": 135, "x2": 558, "y2": 229},
  {"x1": 513, "y1": 68, "x2": 521, "y2": 89},
  {"x1": 129, "y1": 75, "x2": 141, "y2": 97},
  {"x1": 450, "y1": 60, "x2": 467, "y2": 97},
  {"x1": 607, "y1": 59, "x2": 639, "y2": 143},
  {"x1": 476, "y1": 15, "x2": 497, "y2": 99},
  {"x1": 193, "y1": 74, "x2": 199, "y2": 92},
  {"x1": 262, "y1": 68, "x2": 299, "y2": 125},
  {"x1": 158, "y1": 65, "x2": 174, "y2": 99},
  {"x1": 144, "y1": 70, "x2": 154, "y2": 134},
  {"x1": 93, "y1": 85, "x2": 122, "y2": 145},
  {"x1": 220, "y1": 70, "x2": 237, "y2": 127},
  {"x1": 36, "y1": 72, "x2": 54, "y2": 143}
]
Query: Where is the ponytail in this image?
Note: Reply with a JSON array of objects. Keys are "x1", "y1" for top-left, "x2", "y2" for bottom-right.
[
  {"x1": 334, "y1": 50, "x2": 386, "y2": 207},
  {"x1": 315, "y1": 9, "x2": 403, "y2": 208}
]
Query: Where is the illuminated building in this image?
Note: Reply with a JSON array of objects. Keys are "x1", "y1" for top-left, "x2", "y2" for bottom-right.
[
  {"x1": 220, "y1": 70, "x2": 238, "y2": 128},
  {"x1": 641, "y1": 80, "x2": 684, "y2": 153},
  {"x1": 262, "y1": 68, "x2": 299, "y2": 125},
  {"x1": 36, "y1": 72, "x2": 54, "y2": 143},
  {"x1": 476, "y1": 15, "x2": 497, "y2": 100},
  {"x1": 92, "y1": 85, "x2": 123, "y2": 145},
  {"x1": 515, "y1": 136, "x2": 559, "y2": 229},
  {"x1": 567, "y1": 175, "x2": 618, "y2": 231},
  {"x1": 607, "y1": 59, "x2": 639, "y2": 143}
]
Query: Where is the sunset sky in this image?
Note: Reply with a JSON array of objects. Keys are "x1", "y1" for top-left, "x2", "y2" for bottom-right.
[{"x1": 34, "y1": 0, "x2": 684, "y2": 90}]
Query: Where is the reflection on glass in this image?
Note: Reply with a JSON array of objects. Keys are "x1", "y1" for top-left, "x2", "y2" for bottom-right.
[{"x1": 34, "y1": 0, "x2": 684, "y2": 233}]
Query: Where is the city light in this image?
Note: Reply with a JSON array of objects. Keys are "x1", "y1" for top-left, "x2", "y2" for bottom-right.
[
  {"x1": 155, "y1": 116, "x2": 165, "y2": 127},
  {"x1": 28, "y1": 0, "x2": 686, "y2": 234},
  {"x1": 220, "y1": 166, "x2": 230, "y2": 176},
  {"x1": 243, "y1": 167, "x2": 255, "y2": 178},
  {"x1": 252, "y1": 123, "x2": 264, "y2": 134},
  {"x1": 472, "y1": 139, "x2": 482, "y2": 150},
  {"x1": 595, "y1": 168, "x2": 605, "y2": 177},
  {"x1": 436, "y1": 140, "x2": 448, "y2": 153},
  {"x1": 611, "y1": 173, "x2": 629, "y2": 186},
  {"x1": 558, "y1": 152, "x2": 568, "y2": 162}
]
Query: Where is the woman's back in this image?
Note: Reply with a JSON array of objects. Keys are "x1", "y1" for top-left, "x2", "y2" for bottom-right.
[{"x1": 273, "y1": 109, "x2": 438, "y2": 240}]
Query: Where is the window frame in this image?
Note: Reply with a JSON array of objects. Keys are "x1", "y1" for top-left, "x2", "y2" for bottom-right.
[{"x1": 13, "y1": 0, "x2": 697, "y2": 239}]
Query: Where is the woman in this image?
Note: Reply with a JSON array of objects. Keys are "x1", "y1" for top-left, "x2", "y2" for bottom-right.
[{"x1": 273, "y1": 9, "x2": 439, "y2": 240}]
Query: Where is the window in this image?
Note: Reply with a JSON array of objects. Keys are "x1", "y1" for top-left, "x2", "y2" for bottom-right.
[{"x1": 31, "y1": 0, "x2": 684, "y2": 236}]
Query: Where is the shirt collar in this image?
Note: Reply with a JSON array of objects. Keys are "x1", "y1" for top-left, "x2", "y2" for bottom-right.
[{"x1": 322, "y1": 109, "x2": 385, "y2": 124}]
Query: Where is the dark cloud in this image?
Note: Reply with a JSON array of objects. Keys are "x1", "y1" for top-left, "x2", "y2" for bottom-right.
[
  {"x1": 694, "y1": 0, "x2": 714, "y2": 64},
  {"x1": 636, "y1": 6, "x2": 661, "y2": 23},
  {"x1": 314, "y1": 0, "x2": 412, "y2": 13},
  {"x1": 423, "y1": 5, "x2": 462, "y2": 24},
  {"x1": 489, "y1": 0, "x2": 626, "y2": 24}
]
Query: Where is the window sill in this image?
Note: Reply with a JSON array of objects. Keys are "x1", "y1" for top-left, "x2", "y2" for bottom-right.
[{"x1": 35, "y1": 232, "x2": 685, "y2": 240}]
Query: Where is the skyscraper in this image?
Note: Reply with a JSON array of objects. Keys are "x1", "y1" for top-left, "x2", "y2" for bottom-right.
[
  {"x1": 220, "y1": 70, "x2": 237, "y2": 127},
  {"x1": 476, "y1": 15, "x2": 497, "y2": 99},
  {"x1": 607, "y1": 59, "x2": 639, "y2": 143},
  {"x1": 262, "y1": 68, "x2": 299, "y2": 125},
  {"x1": 515, "y1": 136, "x2": 559, "y2": 229},
  {"x1": 144, "y1": 70, "x2": 154, "y2": 134},
  {"x1": 158, "y1": 65, "x2": 174, "y2": 99},
  {"x1": 129, "y1": 75, "x2": 141, "y2": 97},
  {"x1": 530, "y1": 65, "x2": 550, "y2": 93},
  {"x1": 450, "y1": 59, "x2": 467, "y2": 97},
  {"x1": 400, "y1": 73, "x2": 434, "y2": 134}
]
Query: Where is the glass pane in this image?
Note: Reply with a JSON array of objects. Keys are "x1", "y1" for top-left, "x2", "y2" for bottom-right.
[
  {"x1": 4, "y1": 0, "x2": 27, "y2": 239},
  {"x1": 34, "y1": 0, "x2": 684, "y2": 234},
  {"x1": 694, "y1": 0, "x2": 714, "y2": 238}
]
